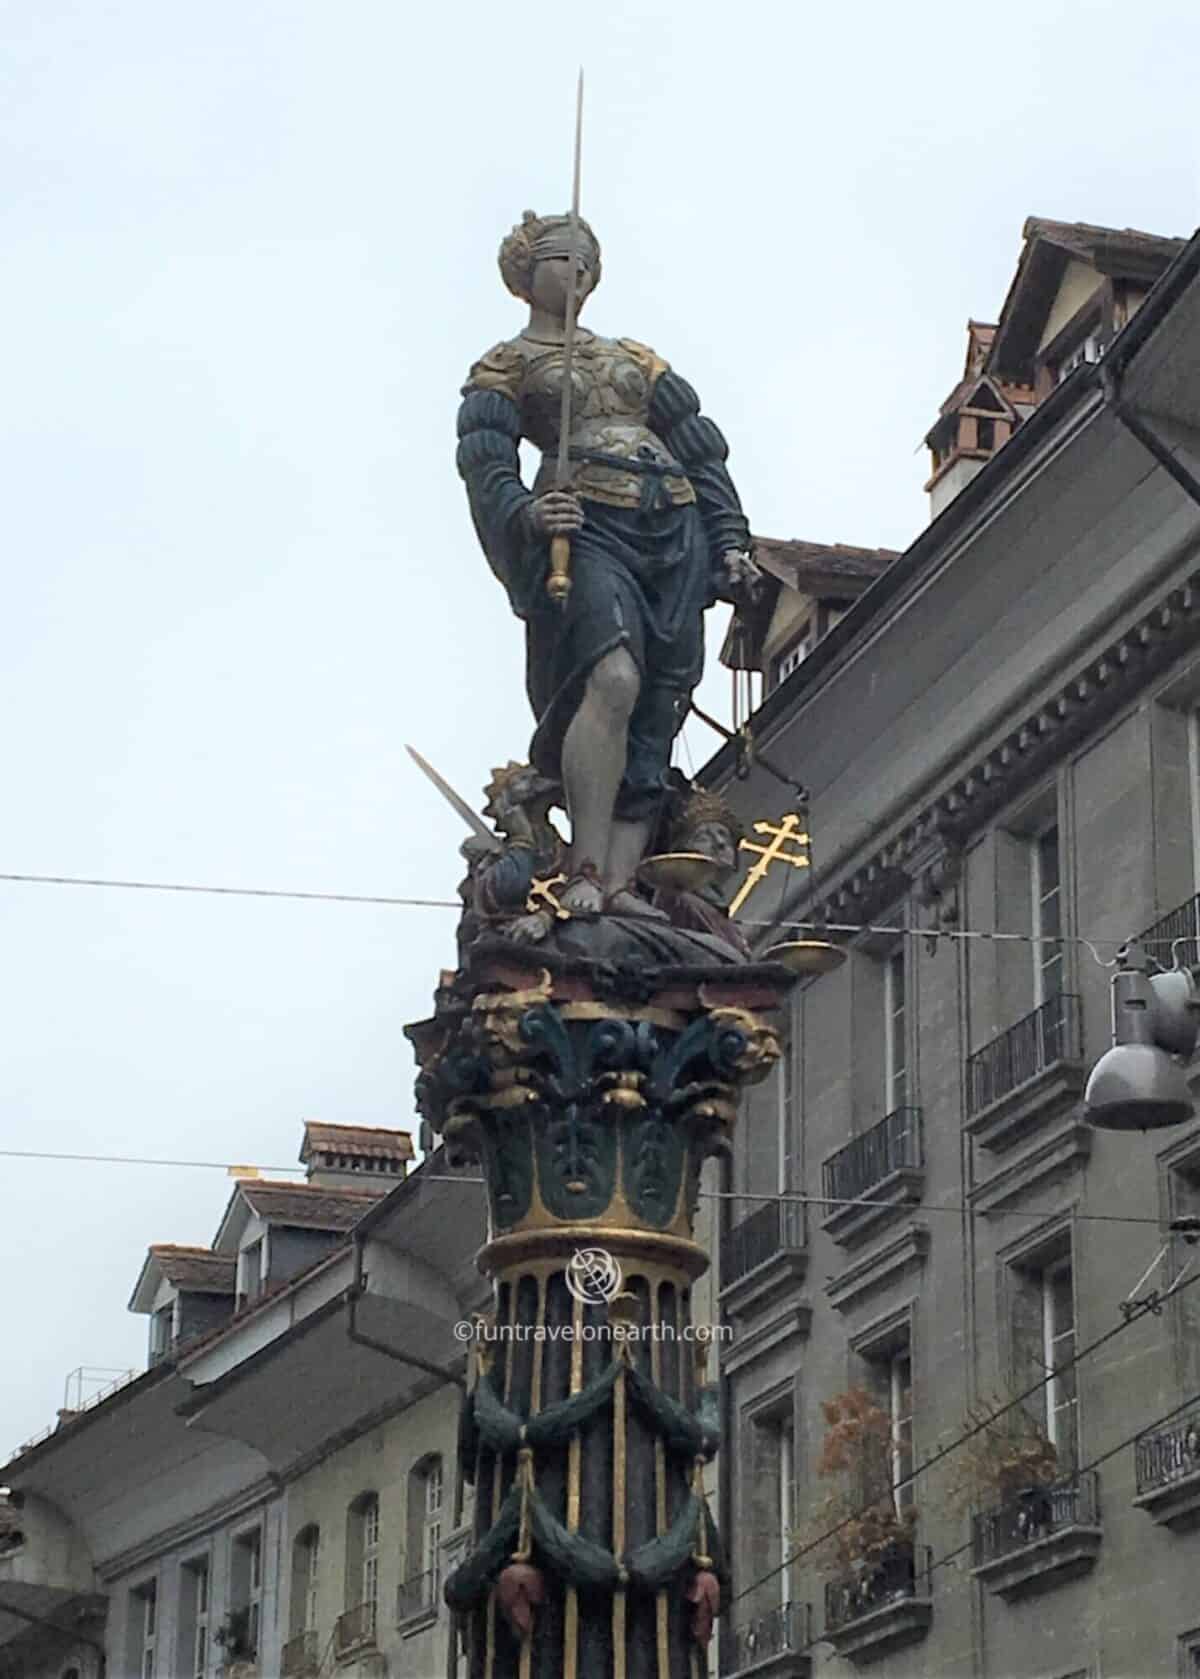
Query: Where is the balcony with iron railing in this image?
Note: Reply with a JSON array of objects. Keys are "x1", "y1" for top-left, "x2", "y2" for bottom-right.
[
  {"x1": 719, "y1": 1198, "x2": 807, "y2": 1319},
  {"x1": 720, "y1": 1600, "x2": 812, "y2": 1678},
  {"x1": 823, "y1": 1542, "x2": 932, "y2": 1664},
  {"x1": 397, "y1": 1567, "x2": 440, "y2": 1626},
  {"x1": 972, "y1": 1471, "x2": 1102, "y2": 1599},
  {"x1": 280, "y1": 1629, "x2": 319, "y2": 1677},
  {"x1": 334, "y1": 1600, "x2": 377, "y2": 1658},
  {"x1": 822, "y1": 1109, "x2": 923, "y2": 1247},
  {"x1": 1139, "y1": 892, "x2": 1200, "y2": 974},
  {"x1": 964, "y1": 993, "x2": 1084, "y2": 1151},
  {"x1": 1133, "y1": 1399, "x2": 1200, "y2": 1528}
]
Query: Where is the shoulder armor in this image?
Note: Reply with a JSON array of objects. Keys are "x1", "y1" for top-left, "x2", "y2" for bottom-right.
[
  {"x1": 463, "y1": 339, "x2": 528, "y2": 401},
  {"x1": 617, "y1": 337, "x2": 670, "y2": 388}
]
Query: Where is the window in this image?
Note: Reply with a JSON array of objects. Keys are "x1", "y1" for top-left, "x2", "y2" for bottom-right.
[
  {"x1": 231, "y1": 1529, "x2": 262, "y2": 1660},
  {"x1": 1167, "y1": 1147, "x2": 1200, "y2": 1385},
  {"x1": 423, "y1": 1461, "x2": 443, "y2": 1599},
  {"x1": 346, "y1": 1494, "x2": 380, "y2": 1638},
  {"x1": 778, "y1": 1415, "x2": 796, "y2": 1607},
  {"x1": 773, "y1": 623, "x2": 813, "y2": 688},
  {"x1": 403, "y1": 1460, "x2": 444, "y2": 1617},
  {"x1": 1056, "y1": 331, "x2": 1102, "y2": 382},
  {"x1": 240, "y1": 1240, "x2": 264, "y2": 1305},
  {"x1": 751, "y1": 1413, "x2": 796, "y2": 1607},
  {"x1": 778, "y1": 1048, "x2": 797, "y2": 1194},
  {"x1": 177, "y1": 1557, "x2": 209, "y2": 1679},
  {"x1": 1032, "y1": 827, "x2": 1063, "y2": 1003},
  {"x1": 128, "y1": 1580, "x2": 157, "y2": 1679},
  {"x1": 855, "y1": 1321, "x2": 915, "y2": 1518},
  {"x1": 744, "y1": 1397, "x2": 798, "y2": 1614},
  {"x1": 290, "y1": 1525, "x2": 320, "y2": 1640},
  {"x1": 150, "y1": 1304, "x2": 174, "y2": 1363},
  {"x1": 977, "y1": 417, "x2": 995, "y2": 452},
  {"x1": 1011, "y1": 1242, "x2": 1078, "y2": 1472},
  {"x1": 890, "y1": 1352, "x2": 915, "y2": 1510},
  {"x1": 304, "y1": 1527, "x2": 320, "y2": 1633},
  {"x1": 363, "y1": 1497, "x2": 380, "y2": 1634},
  {"x1": 885, "y1": 950, "x2": 908, "y2": 1110}
]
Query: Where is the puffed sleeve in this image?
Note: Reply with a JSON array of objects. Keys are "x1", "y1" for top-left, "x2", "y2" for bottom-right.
[
  {"x1": 649, "y1": 369, "x2": 751, "y2": 562},
  {"x1": 456, "y1": 344, "x2": 544, "y2": 617}
]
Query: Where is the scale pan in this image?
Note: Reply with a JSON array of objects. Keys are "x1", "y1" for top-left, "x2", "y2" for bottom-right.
[
  {"x1": 637, "y1": 852, "x2": 721, "y2": 892},
  {"x1": 764, "y1": 940, "x2": 846, "y2": 976}
]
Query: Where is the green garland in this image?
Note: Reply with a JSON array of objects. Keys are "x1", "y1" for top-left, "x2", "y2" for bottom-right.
[
  {"x1": 474, "y1": 1358, "x2": 620, "y2": 1454},
  {"x1": 471, "y1": 1358, "x2": 715, "y2": 1462},
  {"x1": 445, "y1": 1353, "x2": 725, "y2": 1610}
]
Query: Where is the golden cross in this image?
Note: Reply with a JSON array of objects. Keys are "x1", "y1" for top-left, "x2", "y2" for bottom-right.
[
  {"x1": 528, "y1": 872, "x2": 569, "y2": 919},
  {"x1": 729, "y1": 813, "x2": 810, "y2": 917}
]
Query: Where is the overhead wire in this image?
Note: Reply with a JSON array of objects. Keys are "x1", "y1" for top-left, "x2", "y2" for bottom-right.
[
  {"x1": 727, "y1": 1264, "x2": 1200, "y2": 1607},
  {"x1": 0, "y1": 871, "x2": 458, "y2": 910},
  {"x1": 0, "y1": 1153, "x2": 1172, "y2": 1230},
  {"x1": 919, "y1": 1384, "x2": 1200, "y2": 1587},
  {"x1": 742, "y1": 1382, "x2": 1200, "y2": 1661},
  {"x1": 0, "y1": 1147, "x2": 304, "y2": 1174},
  {"x1": 0, "y1": 869, "x2": 1174, "y2": 953}
]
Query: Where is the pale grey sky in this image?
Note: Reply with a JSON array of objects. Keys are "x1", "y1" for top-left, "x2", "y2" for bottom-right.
[{"x1": 2, "y1": 0, "x2": 1197, "y2": 1453}]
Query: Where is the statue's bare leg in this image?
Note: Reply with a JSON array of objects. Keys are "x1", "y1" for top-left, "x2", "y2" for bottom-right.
[
  {"x1": 604, "y1": 818, "x2": 664, "y2": 916},
  {"x1": 560, "y1": 648, "x2": 641, "y2": 914},
  {"x1": 603, "y1": 679, "x2": 682, "y2": 915}
]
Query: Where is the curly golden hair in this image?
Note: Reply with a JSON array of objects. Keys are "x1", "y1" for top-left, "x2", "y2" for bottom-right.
[
  {"x1": 668, "y1": 785, "x2": 746, "y2": 851},
  {"x1": 482, "y1": 761, "x2": 559, "y2": 823},
  {"x1": 498, "y1": 210, "x2": 602, "y2": 303}
]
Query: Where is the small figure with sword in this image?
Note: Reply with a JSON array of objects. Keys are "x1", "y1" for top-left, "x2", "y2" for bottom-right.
[{"x1": 456, "y1": 81, "x2": 758, "y2": 919}]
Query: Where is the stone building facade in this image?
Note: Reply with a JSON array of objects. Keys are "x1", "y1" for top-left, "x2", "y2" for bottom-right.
[
  {"x1": 711, "y1": 218, "x2": 1200, "y2": 1679},
  {"x1": 0, "y1": 1124, "x2": 488, "y2": 1679}
]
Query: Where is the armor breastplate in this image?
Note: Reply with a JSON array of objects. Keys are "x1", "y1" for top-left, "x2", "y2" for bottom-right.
[{"x1": 515, "y1": 334, "x2": 694, "y2": 510}]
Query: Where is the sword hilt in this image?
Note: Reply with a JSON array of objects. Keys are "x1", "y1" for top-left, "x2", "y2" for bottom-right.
[{"x1": 547, "y1": 533, "x2": 572, "y2": 605}]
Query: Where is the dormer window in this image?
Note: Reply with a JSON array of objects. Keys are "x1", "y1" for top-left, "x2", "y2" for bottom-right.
[
  {"x1": 1055, "y1": 329, "x2": 1102, "y2": 383},
  {"x1": 772, "y1": 623, "x2": 813, "y2": 688},
  {"x1": 150, "y1": 1303, "x2": 175, "y2": 1364},
  {"x1": 239, "y1": 1239, "x2": 264, "y2": 1306}
]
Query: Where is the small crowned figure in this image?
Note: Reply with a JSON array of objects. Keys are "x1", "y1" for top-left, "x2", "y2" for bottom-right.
[{"x1": 457, "y1": 210, "x2": 757, "y2": 918}]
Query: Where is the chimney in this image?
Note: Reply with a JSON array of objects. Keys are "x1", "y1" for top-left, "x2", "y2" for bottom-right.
[
  {"x1": 299, "y1": 1121, "x2": 414, "y2": 1190},
  {"x1": 923, "y1": 322, "x2": 1034, "y2": 521}
]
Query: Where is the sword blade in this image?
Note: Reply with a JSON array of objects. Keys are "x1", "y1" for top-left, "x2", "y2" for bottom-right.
[
  {"x1": 555, "y1": 68, "x2": 585, "y2": 488},
  {"x1": 405, "y1": 746, "x2": 500, "y2": 850}
]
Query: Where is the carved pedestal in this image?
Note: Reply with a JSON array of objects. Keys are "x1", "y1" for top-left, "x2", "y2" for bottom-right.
[{"x1": 410, "y1": 950, "x2": 792, "y2": 1679}]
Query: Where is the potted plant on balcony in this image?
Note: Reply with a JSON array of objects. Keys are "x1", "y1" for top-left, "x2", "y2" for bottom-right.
[
  {"x1": 802, "y1": 1387, "x2": 918, "y2": 1600},
  {"x1": 938, "y1": 1393, "x2": 1059, "y2": 1519},
  {"x1": 214, "y1": 1606, "x2": 258, "y2": 1675}
]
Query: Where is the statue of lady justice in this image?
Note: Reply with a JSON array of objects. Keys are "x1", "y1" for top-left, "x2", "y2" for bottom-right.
[{"x1": 457, "y1": 210, "x2": 757, "y2": 918}]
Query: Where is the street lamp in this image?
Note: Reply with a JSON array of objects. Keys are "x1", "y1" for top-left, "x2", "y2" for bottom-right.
[{"x1": 1084, "y1": 941, "x2": 1200, "y2": 1131}]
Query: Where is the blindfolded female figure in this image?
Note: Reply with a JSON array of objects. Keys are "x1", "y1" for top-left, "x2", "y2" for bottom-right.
[{"x1": 457, "y1": 211, "x2": 756, "y2": 916}]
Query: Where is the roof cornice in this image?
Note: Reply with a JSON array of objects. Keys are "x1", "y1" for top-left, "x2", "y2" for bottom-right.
[{"x1": 793, "y1": 569, "x2": 1200, "y2": 938}]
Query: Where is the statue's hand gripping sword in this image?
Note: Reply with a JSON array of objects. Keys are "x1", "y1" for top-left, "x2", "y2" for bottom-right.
[{"x1": 546, "y1": 70, "x2": 584, "y2": 607}]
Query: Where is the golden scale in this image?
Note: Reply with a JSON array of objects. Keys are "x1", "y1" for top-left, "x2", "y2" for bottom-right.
[
  {"x1": 527, "y1": 811, "x2": 844, "y2": 976},
  {"x1": 635, "y1": 809, "x2": 845, "y2": 976}
]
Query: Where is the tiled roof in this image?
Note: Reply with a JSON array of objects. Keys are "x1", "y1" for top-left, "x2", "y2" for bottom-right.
[
  {"x1": 238, "y1": 1178, "x2": 386, "y2": 1231},
  {"x1": 753, "y1": 538, "x2": 898, "y2": 584},
  {"x1": 990, "y1": 215, "x2": 1186, "y2": 378},
  {"x1": 300, "y1": 1121, "x2": 414, "y2": 1162},
  {"x1": 1022, "y1": 216, "x2": 1186, "y2": 267},
  {"x1": 721, "y1": 539, "x2": 897, "y2": 672},
  {"x1": 148, "y1": 1245, "x2": 237, "y2": 1294}
]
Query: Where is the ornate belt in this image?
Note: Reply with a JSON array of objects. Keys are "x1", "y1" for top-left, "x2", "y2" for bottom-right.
[{"x1": 568, "y1": 446, "x2": 688, "y2": 516}]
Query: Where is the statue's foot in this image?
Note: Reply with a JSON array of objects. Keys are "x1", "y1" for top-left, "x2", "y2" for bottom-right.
[
  {"x1": 559, "y1": 866, "x2": 605, "y2": 916},
  {"x1": 605, "y1": 886, "x2": 669, "y2": 921}
]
